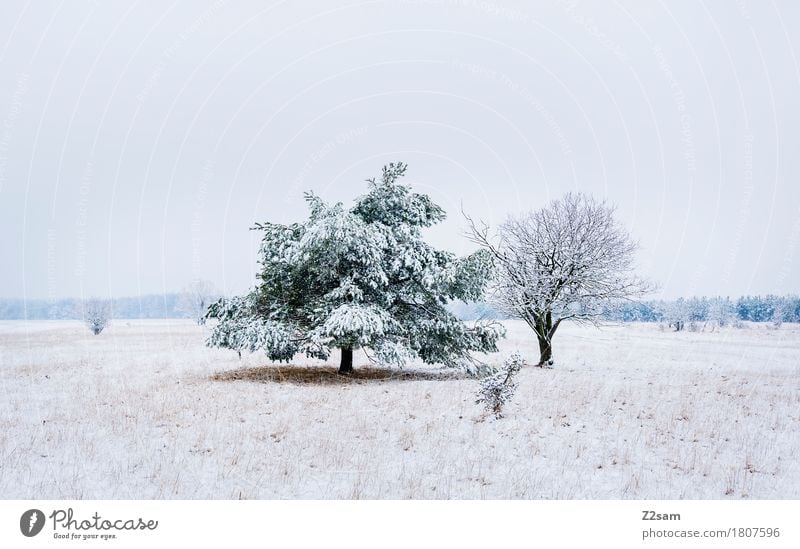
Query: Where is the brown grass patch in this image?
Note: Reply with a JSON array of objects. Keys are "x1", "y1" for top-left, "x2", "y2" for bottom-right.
[{"x1": 210, "y1": 364, "x2": 469, "y2": 385}]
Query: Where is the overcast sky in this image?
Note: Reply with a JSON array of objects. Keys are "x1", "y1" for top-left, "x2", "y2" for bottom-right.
[{"x1": 1, "y1": 0, "x2": 799, "y2": 301}]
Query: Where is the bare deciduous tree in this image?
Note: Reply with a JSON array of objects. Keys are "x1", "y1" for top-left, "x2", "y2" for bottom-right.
[
  {"x1": 177, "y1": 279, "x2": 219, "y2": 325},
  {"x1": 707, "y1": 297, "x2": 735, "y2": 330},
  {"x1": 82, "y1": 299, "x2": 111, "y2": 335},
  {"x1": 771, "y1": 301, "x2": 786, "y2": 329},
  {"x1": 663, "y1": 298, "x2": 690, "y2": 331},
  {"x1": 468, "y1": 192, "x2": 650, "y2": 367}
]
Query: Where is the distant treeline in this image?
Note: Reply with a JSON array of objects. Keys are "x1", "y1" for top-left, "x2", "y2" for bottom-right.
[
  {"x1": 0, "y1": 294, "x2": 184, "y2": 320},
  {"x1": 450, "y1": 295, "x2": 800, "y2": 324},
  {"x1": 2, "y1": 294, "x2": 798, "y2": 324},
  {"x1": 603, "y1": 295, "x2": 800, "y2": 324}
]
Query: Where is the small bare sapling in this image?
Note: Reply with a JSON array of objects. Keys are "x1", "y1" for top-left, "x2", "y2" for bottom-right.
[{"x1": 476, "y1": 352, "x2": 524, "y2": 418}]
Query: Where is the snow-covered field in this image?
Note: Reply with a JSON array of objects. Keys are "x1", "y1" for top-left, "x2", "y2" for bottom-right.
[{"x1": 1, "y1": 319, "x2": 798, "y2": 499}]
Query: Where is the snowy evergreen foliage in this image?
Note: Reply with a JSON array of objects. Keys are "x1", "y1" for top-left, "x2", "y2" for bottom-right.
[
  {"x1": 206, "y1": 163, "x2": 504, "y2": 374},
  {"x1": 82, "y1": 299, "x2": 110, "y2": 335},
  {"x1": 476, "y1": 352, "x2": 525, "y2": 419}
]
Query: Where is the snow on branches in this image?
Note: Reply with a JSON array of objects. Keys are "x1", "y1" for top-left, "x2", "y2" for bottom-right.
[
  {"x1": 476, "y1": 352, "x2": 525, "y2": 419},
  {"x1": 207, "y1": 163, "x2": 504, "y2": 374},
  {"x1": 82, "y1": 299, "x2": 111, "y2": 335},
  {"x1": 468, "y1": 192, "x2": 650, "y2": 367}
]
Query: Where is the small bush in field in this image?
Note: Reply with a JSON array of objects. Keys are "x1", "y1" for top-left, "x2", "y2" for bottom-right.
[
  {"x1": 476, "y1": 352, "x2": 524, "y2": 418},
  {"x1": 83, "y1": 299, "x2": 110, "y2": 335}
]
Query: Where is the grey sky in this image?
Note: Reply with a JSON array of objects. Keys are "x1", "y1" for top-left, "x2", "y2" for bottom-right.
[{"x1": 1, "y1": 0, "x2": 798, "y2": 300}]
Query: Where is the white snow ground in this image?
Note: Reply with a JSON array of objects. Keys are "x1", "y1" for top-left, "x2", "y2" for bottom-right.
[{"x1": 1, "y1": 319, "x2": 798, "y2": 499}]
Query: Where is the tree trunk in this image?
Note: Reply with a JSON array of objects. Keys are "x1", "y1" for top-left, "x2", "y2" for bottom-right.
[
  {"x1": 338, "y1": 347, "x2": 354, "y2": 375},
  {"x1": 536, "y1": 335, "x2": 552, "y2": 367},
  {"x1": 534, "y1": 311, "x2": 554, "y2": 367}
]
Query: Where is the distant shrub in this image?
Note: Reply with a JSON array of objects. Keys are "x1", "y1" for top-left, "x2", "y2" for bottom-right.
[{"x1": 83, "y1": 299, "x2": 111, "y2": 335}]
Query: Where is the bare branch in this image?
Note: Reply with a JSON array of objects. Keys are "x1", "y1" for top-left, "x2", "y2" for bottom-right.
[{"x1": 468, "y1": 192, "x2": 652, "y2": 365}]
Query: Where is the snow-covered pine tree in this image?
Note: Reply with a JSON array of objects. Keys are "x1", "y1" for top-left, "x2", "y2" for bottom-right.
[{"x1": 206, "y1": 163, "x2": 504, "y2": 374}]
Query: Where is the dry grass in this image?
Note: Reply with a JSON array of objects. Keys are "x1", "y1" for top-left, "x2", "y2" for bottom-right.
[
  {"x1": 211, "y1": 365, "x2": 468, "y2": 385},
  {"x1": 0, "y1": 319, "x2": 798, "y2": 499}
]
